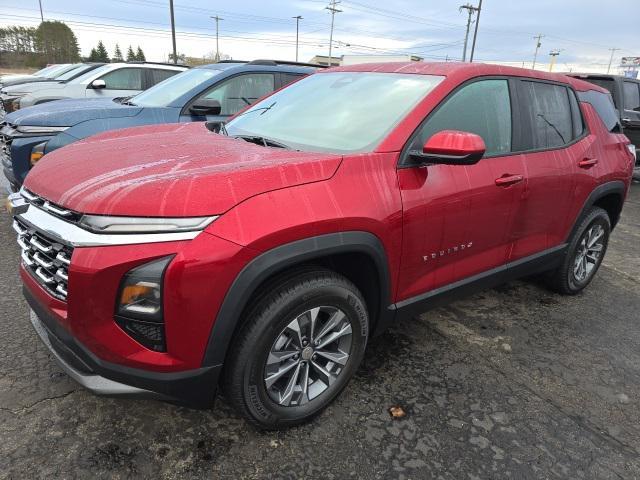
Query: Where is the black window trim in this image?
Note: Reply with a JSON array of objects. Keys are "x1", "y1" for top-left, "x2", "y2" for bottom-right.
[
  {"x1": 398, "y1": 75, "x2": 590, "y2": 168},
  {"x1": 93, "y1": 66, "x2": 147, "y2": 91},
  {"x1": 622, "y1": 80, "x2": 640, "y2": 114},
  {"x1": 398, "y1": 75, "x2": 519, "y2": 167},
  {"x1": 180, "y1": 70, "x2": 278, "y2": 118}
]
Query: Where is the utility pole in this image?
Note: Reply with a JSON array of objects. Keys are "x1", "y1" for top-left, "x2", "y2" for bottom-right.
[
  {"x1": 293, "y1": 16, "x2": 303, "y2": 62},
  {"x1": 169, "y1": 0, "x2": 177, "y2": 64},
  {"x1": 38, "y1": 0, "x2": 44, "y2": 21},
  {"x1": 326, "y1": 0, "x2": 342, "y2": 66},
  {"x1": 549, "y1": 49, "x2": 561, "y2": 72},
  {"x1": 211, "y1": 15, "x2": 223, "y2": 62},
  {"x1": 532, "y1": 34, "x2": 544, "y2": 70},
  {"x1": 468, "y1": 0, "x2": 482, "y2": 62},
  {"x1": 607, "y1": 47, "x2": 620, "y2": 74},
  {"x1": 459, "y1": 3, "x2": 479, "y2": 62}
]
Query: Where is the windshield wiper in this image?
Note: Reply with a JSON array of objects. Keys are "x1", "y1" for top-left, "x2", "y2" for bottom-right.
[
  {"x1": 232, "y1": 134, "x2": 291, "y2": 149},
  {"x1": 537, "y1": 114, "x2": 566, "y2": 143},
  {"x1": 233, "y1": 101, "x2": 277, "y2": 119},
  {"x1": 114, "y1": 96, "x2": 136, "y2": 106}
]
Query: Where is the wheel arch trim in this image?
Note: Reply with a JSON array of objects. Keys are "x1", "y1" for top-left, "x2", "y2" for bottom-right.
[
  {"x1": 201, "y1": 231, "x2": 394, "y2": 367},
  {"x1": 567, "y1": 180, "x2": 626, "y2": 241}
]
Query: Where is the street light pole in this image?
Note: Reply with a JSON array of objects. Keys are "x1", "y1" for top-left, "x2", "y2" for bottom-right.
[
  {"x1": 549, "y1": 49, "x2": 561, "y2": 72},
  {"x1": 607, "y1": 48, "x2": 620, "y2": 74},
  {"x1": 38, "y1": 0, "x2": 44, "y2": 21},
  {"x1": 169, "y1": 0, "x2": 177, "y2": 64},
  {"x1": 293, "y1": 15, "x2": 303, "y2": 62}
]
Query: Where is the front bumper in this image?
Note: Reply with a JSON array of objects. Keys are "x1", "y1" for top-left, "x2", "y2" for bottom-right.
[{"x1": 26, "y1": 287, "x2": 221, "y2": 408}]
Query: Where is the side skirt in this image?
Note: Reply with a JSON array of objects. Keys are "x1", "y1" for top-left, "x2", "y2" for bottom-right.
[{"x1": 392, "y1": 244, "x2": 567, "y2": 322}]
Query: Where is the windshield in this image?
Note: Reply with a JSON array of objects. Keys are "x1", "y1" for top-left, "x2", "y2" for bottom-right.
[
  {"x1": 132, "y1": 68, "x2": 223, "y2": 107},
  {"x1": 34, "y1": 65, "x2": 62, "y2": 77},
  {"x1": 225, "y1": 72, "x2": 444, "y2": 153},
  {"x1": 55, "y1": 64, "x2": 90, "y2": 81}
]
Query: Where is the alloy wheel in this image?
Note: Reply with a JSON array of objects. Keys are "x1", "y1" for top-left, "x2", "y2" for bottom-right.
[
  {"x1": 264, "y1": 306, "x2": 353, "y2": 407},
  {"x1": 573, "y1": 223, "x2": 605, "y2": 283}
]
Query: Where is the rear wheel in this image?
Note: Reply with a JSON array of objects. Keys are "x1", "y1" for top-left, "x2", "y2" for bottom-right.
[
  {"x1": 223, "y1": 268, "x2": 369, "y2": 430},
  {"x1": 547, "y1": 206, "x2": 610, "y2": 295}
]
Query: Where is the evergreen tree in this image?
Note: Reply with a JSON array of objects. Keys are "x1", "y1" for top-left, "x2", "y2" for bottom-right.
[
  {"x1": 95, "y1": 40, "x2": 109, "y2": 62},
  {"x1": 34, "y1": 21, "x2": 80, "y2": 64},
  {"x1": 135, "y1": 46, "x2": 146, "y2": 61},
  {"x1": 112, "y1": 43, "x2": 123, "y2": 62},
  {"x1": 126, "y1": 45, "x2": 136, "y2": 61},
  {"x1": 88, "y1": 47, "x2": 98, "y2": 62}
]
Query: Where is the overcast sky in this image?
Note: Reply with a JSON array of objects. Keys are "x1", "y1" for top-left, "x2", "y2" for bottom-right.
[{"x1": 1, "y1": 0, "x2": 637, "y2": 72}]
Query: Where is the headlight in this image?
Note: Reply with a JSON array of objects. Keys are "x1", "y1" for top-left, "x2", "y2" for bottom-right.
[
  {"x1": 78, "y1": 214, "x2": 218, "y2": 234},
  {"x1": 628, "y1": 144, "x2": 636, "y2": 160},
  {"x1": 116, "y1": 256, "x2": 173, "y2": 351},
  {"x1": 15, "y1": 125, "x2": 69, "y2": 135},
  {"x1": 30, "y1": 142, "x2": 47, "y2": 166}
]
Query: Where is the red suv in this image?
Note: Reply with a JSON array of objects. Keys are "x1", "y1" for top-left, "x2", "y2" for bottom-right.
[{"x1": 10, "y1": 63, "x2": 635, "y2": 429}]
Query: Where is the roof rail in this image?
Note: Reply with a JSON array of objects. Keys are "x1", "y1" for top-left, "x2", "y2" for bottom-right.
[
  {"x1": 214, "y1": 59, "x2": 327, "y2": 68},
  {"x1": 124, "y1": 61, "x2": 190, "y2": 68}
]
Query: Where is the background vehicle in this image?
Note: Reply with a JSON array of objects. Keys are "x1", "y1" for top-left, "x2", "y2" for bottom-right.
[
  {"x1": 1, "y1": 60, "x2": 317, "y2": 191},
  {"x1": 11, "y1": 63, "x2": 634, "y2": 429},
  {"x1": 569, "y1": 73, "x2": 640, "y2": 179},
  {"x1": 3, "y1": 62, "x2": 187, "y2": 114},
  {"x1": 0, "y1": 64, "x2": 72, "y2": 88},
  {"x1": 0, "y1": 63, "x2": 106, "y2": 118}
]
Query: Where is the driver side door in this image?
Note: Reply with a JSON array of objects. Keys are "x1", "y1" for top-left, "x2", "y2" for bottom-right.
[{"x1": 396, "y1": 78, "x2": 526, "y2": 302}]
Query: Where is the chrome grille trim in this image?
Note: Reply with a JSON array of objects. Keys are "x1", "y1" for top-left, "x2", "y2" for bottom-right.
[{"x1": 15, "y1": 216, "x2": 72, "y2": 301}]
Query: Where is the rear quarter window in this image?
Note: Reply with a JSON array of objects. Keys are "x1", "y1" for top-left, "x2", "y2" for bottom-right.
[{"x1": 577, "y1": 90, "x2": 620, "y2": 132}]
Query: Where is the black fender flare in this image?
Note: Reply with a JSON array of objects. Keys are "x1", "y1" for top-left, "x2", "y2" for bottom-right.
[
  {"x1": 567, "y1": 180, "x2": 626, "y2": 242},
  {"x1": 201, "y1": 231, "x2": 394, "y2": 367}
]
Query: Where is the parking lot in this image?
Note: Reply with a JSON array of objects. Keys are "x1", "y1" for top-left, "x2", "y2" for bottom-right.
[{"x1": 0, "y1": 181, "x2": 638, "y2": 479}]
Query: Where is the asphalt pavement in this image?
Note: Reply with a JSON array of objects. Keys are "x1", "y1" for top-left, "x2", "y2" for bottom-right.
[{"x1": 1, "y1": 181, "x2": 639, "y2": 479}]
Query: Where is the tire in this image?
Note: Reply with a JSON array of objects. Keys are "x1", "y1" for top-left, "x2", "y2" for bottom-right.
[
  {"x1": 547, "y1": 206, "x2": 611, "y2": 295},
  {"x1": 223, "y1": 267, "x2": 369, "y2": 430}
]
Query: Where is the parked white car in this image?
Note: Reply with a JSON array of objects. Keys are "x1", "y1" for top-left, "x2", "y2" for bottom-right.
[{"x1": 4, "y1": 62, "x2": 187, "y2": 112}]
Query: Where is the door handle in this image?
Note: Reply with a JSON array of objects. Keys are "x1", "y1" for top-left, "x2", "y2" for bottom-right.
[
  {"x1": 495, "y1": 174, "x2": 524, "y2": 187},
  {"x1": 578, "y1": 158, "x2": 598, "y2": 169}
]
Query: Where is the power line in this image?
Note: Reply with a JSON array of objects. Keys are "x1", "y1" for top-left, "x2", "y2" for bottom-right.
[{"x1": 326, "y1": 0, "x2": 341, "y2": 64}]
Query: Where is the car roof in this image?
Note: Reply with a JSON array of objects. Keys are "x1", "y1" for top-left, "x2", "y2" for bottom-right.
[
  {"x1": 324, "y1": 61, "x2": 610, "y2": 93},
  {"x1": 194, "y1": 62, "x2": 318, "y2": 74}
]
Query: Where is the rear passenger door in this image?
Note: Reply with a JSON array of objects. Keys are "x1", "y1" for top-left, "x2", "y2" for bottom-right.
[
  {"x1": 397, "y1": 78, "x2": 526, "y2": 300},
  {"x1": 621, "y1": 80, "x2": 640, "y2": 146},
  {"x1": 508, "y1": 80, "x2": 590, "y2": 260}
]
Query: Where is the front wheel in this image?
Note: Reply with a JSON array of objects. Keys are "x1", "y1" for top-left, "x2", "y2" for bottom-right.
[
  {"x1": 223, "y1": 268, "x2": 369, "y2": 430},
  {"x1": 547, "y1": 206, "x2": 611, "y2": 295}
]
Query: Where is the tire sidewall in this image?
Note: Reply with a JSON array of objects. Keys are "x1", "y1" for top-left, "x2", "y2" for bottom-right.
[{"x1": 240, "y1": 281, "x2": 368, "y2": 428}]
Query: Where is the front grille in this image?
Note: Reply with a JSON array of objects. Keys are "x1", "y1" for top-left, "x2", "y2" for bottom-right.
[
  {"x1": 0, "y1": 123, "x2": 12, "y2": 169},
  {"x1": 14, "y1": 217, "x2": 73, "y2": 301},
  {"x1": 22, "y1": 188, "x2": 83, "y2": 223}
]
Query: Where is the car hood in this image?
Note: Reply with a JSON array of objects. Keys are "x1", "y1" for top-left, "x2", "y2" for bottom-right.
[
  {"x1": 5, "y1": 98, "x2": 143, "y2": 127},
  {"x1": 24, "y1": 123, "x2": 342, "y2": 217},
  {"x1": 2, "y1": 80, "x2": 65, "y2": 94}
]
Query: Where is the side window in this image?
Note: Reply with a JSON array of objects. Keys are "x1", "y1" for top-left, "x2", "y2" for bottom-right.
[
  {"x1": 521, "y1": 81, "x2": 573, "y2": 149},
  {"x1": 623, "y1": 81, "x2": 640, "y2": 112},
  {"x1": 577, "y1": 90, "x2": 620, "y2": 132},
  {"x1": 281, "y1": 73, "x2": 305, "y2": 88},
  {"x1": 199, "y1": 73, "x2": 275, "y2": 116},
  {"x1": 410, "y1": 79, "x2": 512, "y2": 156},
  {"x1": 568, "y1": 89, "x2": 585, "y2": 139},
  {"x1": 98, "y1": 68, "x2": 144, "y2": 90},
  {"x1": 149, "y1": 68, "x2": 179, "y2": 86}
]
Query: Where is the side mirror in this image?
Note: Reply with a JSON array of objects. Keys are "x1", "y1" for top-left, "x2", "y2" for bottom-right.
[
  {"x1": 89, "y1": 79, "x2": 106, "y2": 89},
  {"x1": 410, "y1": 130, "x2": 486, "y2": 166},
  {"x1": 189, "y1": 99, "x2": 222, "y2": 116}
]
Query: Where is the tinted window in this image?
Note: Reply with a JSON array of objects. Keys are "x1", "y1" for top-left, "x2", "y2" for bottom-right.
[
  {"x1": 132, "y1": 68, "x2": 222, "y2": 108},
  {"x1": 200, "y1": 73, "x2": 275, "y2": 116},
  {"x1": 569, "y1": 89, "x2": 585, "y2": 138},
  {"x1": 281, "y1": 73, "x2": 305, "y2": 87},
  {"x1": 149, "y1": 68, "x2": 179, "y2": 86},
  {"x1": 99, "y1": 68, "x2": 144, "y2": 90},
  {"x1": 583, "y1": 78, "x2": 615, "y2": 96},
  {"x1": 410, "y1": 79, "x2": 512, "y2": 156},
  {"x1": 522, "y1": 81, "x2": 573, "y2": 149},
  {"x1": 623, "y1": 81, "x2": 640, "y2": 111},
  {"x1": 577, "y1": 90, "x2": 620, "y2": 132}
]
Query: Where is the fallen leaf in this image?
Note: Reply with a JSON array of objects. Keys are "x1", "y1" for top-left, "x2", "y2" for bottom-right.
[{"x1": 389, "y1": 406, "x2": 406, "y2": 418}]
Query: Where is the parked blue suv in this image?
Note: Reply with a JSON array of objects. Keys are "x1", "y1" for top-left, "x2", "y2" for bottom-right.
[{"x1": 1, "y1": 60, "x2": 319, "y2": 191}]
